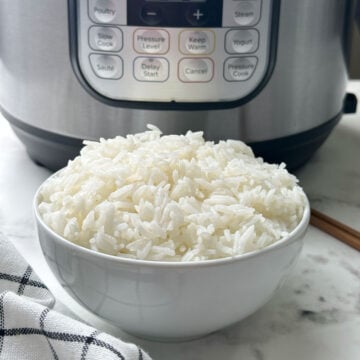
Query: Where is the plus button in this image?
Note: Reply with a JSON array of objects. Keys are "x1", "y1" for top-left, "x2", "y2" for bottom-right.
[
  {"x1": 193, "y1": 9, "x2": 204, "y2": 21},
  {"x1": 186, "y1": 5, "x2": 208, "y2": 26}
]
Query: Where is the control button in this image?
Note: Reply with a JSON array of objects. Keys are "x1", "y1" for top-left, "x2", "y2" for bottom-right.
[
  {"x1": 134, "y1": 57, "x2": 169, "y2": 82},
  {"x1": 224, "y1": 57, "x2": 258, "y2": 81},
  {"x1": 186, "y1": 5, "x2": 209, "y2": 26},
  {"x1": 134, "y1": 29, "x2": 169, "y2": 54},
  {"x1": 178, "y1": 58, "x2": 214, "y2": 83},
  {"x1": 180, "y1": 31, "x2": 214, "y2": 55},
  {"x1": 141, "y1": 5, "x2": 163, "y2": 26},
  {"x1": 90, "y1": 54, "x2": 123, "y2": 79},
  {"x1": 88, "y1": 0, "x2": 118, "y2": 24},
  {"x1": 233, "y1": 1, "x2": 261, "y2": 27},
  {"x1": 225, "y1": 30, "x2": 259, "y2": 54},
  {"x1": 89, "y1": 26, "x2": 123, "y2": 52}
]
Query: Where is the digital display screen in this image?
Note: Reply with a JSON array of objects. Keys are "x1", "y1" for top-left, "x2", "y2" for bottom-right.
[
  {"x1": 145, "y1": 1, "x2": 206, "y2": 2},
  {"x1": 128, "y1": 0, "x2": 221, "y2": 28}
]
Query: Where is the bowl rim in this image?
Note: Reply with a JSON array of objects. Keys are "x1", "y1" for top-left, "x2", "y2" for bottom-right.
[{"x1": 34, "y1": 171, "x2": 310, "y2": 269}]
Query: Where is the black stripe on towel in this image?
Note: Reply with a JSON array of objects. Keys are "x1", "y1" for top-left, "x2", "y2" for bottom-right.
[
  {"x1": 0, "y1": 292, "x2": 6, "y2": 355},
  {"x1": 81, "y1": 330, "x2": 100, "y2": 360},
  {"x1": 0, "y1": 272, "x2": 47, "y2": 289},
  {"x1": 18, "y1": 266, "x2": 33, "y2": 295},
  {"x1": 40, "y1": 308, "x2": 59, "y2": 360},
  {"x1": 0, "y1": 327, "x2": 126, "y2": 359}
]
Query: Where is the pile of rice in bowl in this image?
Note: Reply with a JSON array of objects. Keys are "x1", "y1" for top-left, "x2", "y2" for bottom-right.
[{"x1": 37, "y1": 125, "x2": 306, "y2": 262}]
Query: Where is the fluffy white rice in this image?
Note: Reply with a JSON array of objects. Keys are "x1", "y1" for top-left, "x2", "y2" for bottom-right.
[{"x1": 37, "y1": 125, "x2": 306, "y2": 262}]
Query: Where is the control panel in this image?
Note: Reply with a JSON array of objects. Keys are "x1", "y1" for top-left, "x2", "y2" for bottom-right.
[{"x1": 74, "y1": 0, "x2": 276, "y2": 104}]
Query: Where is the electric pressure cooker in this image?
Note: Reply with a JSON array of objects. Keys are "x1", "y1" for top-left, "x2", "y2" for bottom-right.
[{"x1": 0, "y1": 0, "x2": 358, "y2": 170}]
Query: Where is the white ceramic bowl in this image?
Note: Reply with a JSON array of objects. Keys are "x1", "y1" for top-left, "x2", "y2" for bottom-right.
[{"x1": 34, "y1": 183, "x2": 310, "y2": 341}]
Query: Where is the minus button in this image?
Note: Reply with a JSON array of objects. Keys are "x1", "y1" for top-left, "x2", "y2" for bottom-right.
[{"x1": 141, "y1": 5, "x2": 163, "y2": 25}]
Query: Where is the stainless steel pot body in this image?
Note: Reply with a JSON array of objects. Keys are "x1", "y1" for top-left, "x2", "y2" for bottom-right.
[{"x1": 0, "y1": 0, "x2": 351, "y2": 143}]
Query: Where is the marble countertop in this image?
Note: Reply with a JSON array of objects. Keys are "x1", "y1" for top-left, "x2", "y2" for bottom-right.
[{"x1": 1, "y1": 82, "x2": 360, "y2": 359}]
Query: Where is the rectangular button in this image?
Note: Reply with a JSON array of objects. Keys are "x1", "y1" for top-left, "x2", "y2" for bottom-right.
[
  {"x1": 134, "y1": 57, "x2": 169, "y2": 82},
  {"x1": 224, "y1": 57, "x2": 258, "y2": 82},
  {"x1": 89, "y1": 26, "x2": 123, "y2": 52},
  {"x1": 90, "y1": 54, "x2": 123, "y2": 79},
  {"x1": 178, "y1": 58, "x2": 214, "y2": 83},
  {"x1": 179, "y1": 30, "x2": 215, "y2": 55},
  {"x1": 88, "y1": 0, "x2": 126, "y2": 25},
  {"x1": 222, "y1": 0, "x2": 262, "y2": 27},
  {"x1": 225, "y1": 29, "x2": 259, "y2": 54},
  {"x1": 133, "y1": 29, "x2": 169, "y2": 55}
]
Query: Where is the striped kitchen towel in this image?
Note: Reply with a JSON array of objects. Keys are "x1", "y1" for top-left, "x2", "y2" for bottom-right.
[{"x1": 0, "y1": 235, "x2": 151, "y2": 360}]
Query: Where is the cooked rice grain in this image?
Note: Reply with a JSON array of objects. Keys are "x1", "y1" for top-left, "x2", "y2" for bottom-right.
[{"x1": 38, "y1": 125, "x2": 306, "y2": 261}]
